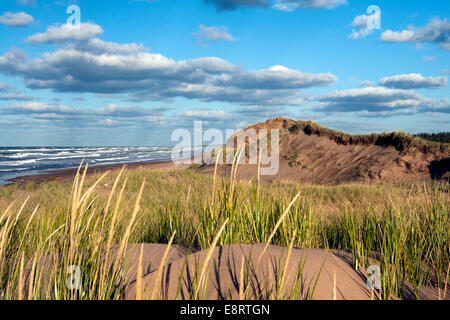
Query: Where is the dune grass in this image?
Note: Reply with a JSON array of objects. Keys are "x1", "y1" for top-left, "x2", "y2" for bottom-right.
[
  {"x1": 262, "y1": 117, "x2": 450, "y2": 152},
  {"x1": 0, "y1": 160, "x2": 448, "y2": 300}
]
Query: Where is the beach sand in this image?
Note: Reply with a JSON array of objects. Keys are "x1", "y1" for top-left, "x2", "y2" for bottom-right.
[
  {"x1": 4, "y1": 160, "x2": 187, "y2": 186},
  {"x1": 25, "y1": 243, "x2": 445, "y2": 300}
]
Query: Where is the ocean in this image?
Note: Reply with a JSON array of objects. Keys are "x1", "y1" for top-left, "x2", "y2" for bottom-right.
[{"x1": 0, "y1": 146, "x2": 174, "y2": 185}]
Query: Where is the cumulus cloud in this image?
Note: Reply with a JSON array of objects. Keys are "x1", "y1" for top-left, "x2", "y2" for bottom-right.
[
  {"x1": 381, "y1": 30, "x2": 414, "y2": 42},
  {"x1": 318, "y1": 87, "x2": 423, "y2": 111},
  {"x1": 0, "y1": 81, "x2": 12, "y2": 92},
  {"x1": 0, "y1": 46, "x2": 234, "y2": 89},
  {"x1": 358, "y1": 80, "x2": 372, "y2": 87},
  {"x1": 2, "y1": 101, "x2": 77, "y2": 115},
  {"x1": 96, "y1": 103, "x2": 169, "y2": 117},
  {"x1": 348, "y1": 15, "x2": 374, "y2": 39},
  {"x1": 179, "y1": 109, "x2": 231, "y2": 121},
  {"x1": 214, "y1": 65, "x2": 337, "y2": 89},
  {"x1": 204, "y1": 0, "x2": 346, "y2": 11},
  {"x1": 172, "y1": 105, "x2": 297, "y2": 130},
  {"x1": 26, "y1": 23, "x2": 104, "y2": 44},
  {"x1": 204, "y1": 0, "x2": 269, "y2": 11},
  {"x1": 0, "y1": 12, "x2": 34, "y2": 28},
  {"x1": 0, "y1": 93, "x2": 35, "y2": 101},
  {"x1": 0, "y1": 101, "x2": 169, "y2": 126},
  {"x1": 421, "y1": 98, "x2": 450, "y2": 114},
  {"x1": 379, "y1": 73, "x2": 448, "y2": 89},
  {"x1": 16, "y1": 0, "x2": 36, "y2": 6},
  {"x1": 74, "y1": 38, "x2": 145, "y2": 54},
  {"x1": 0, "y1": 81, "x2": 35, "y2": 100},
  {"x1": 422, "y1": 55, "x2": 436, "y2": 63},
  {"x1": 348, "y1": 5, "x2": 382, "y2": 39},
  {"x1": 381, "y1": 18, "x2": 450, "y2": 51},
  {"x1": 316, "y1": 86, "x2": 449, "y2": 116},
  {"x1": 233, "y1": 105, "x2": 291, "y2": 118},
  {"x1": 0, "y1": 32, "x2": 336, "y2": 106},
  {"x1": 173, "y1": 105, "x2": 296, "y2": 129},
  {"x1": 273, "y1": 0, "x2": 347, "y2": 11},
  {"x1": 193, "y1": 24, "x2": 238, "y2": 46}
]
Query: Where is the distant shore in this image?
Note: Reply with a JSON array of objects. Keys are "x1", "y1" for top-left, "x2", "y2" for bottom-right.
[{"x1": 2, "y1": 160, "x2": 187, "y2": 187}]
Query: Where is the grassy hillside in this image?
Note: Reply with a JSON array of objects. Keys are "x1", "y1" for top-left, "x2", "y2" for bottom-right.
[
  {"x1": 0, "y1": 163, "x2": 448, "y2": 300},
  {"x1": 248, "y1": 118, "x2": 450, "y2": 153}
]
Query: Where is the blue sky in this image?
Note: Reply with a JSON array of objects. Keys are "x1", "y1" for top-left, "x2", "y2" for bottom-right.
[{"x1": 0, "y1": 0, "x2": 448, "y2": 146}]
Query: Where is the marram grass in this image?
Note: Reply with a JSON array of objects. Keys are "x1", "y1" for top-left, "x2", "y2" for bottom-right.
[{"x1": 0, "y1": 160, "x2": 448, "y2": 300}]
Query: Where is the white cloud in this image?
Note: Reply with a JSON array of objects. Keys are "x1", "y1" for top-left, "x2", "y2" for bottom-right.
[
  {"x1": 26, "y1": 23, "x2": 104, "y2": 44},
  {"x1": 204, "y1": 0, "x2": 269, "y2": 11},
  {"x1": 193, "y1": 24, "x2": 238, "y2": 46},
  {"x1": 0, "y1": 12, "x2": 34, "y2": 28},
  {"x1": 181, "y1": 110, "x2": 230, "y2": 120},
  {"x1": 204, "y1": 0, "x2": 347, "y2": 11},
  {"x1": 348, "y1": 5, "x2": 381, "y2": 40},
  {"x1": 0, "y1": 81, "x2": 12, "y2": 92},
  {"x1": 0, "y1": 31, "x2": 336, "y2": 106},
  {"x1": 0, "y1": 81, "x2": 35, "y2": 100},
  {"x1": 75, "y1": 38, "x2": 145, "y2": 54},
  {"x1": 0, "y1": 93, "x2": 34, "y2": 101},
  {"x1": 16, "y1": 0, "x2": 36, "y2": 6},
  {"x1": 348, "y1": 14, "x2": 373, "y2": 39},
  {"x1": 358, "y1": 80, "x2": 372, "y2": 87},
  {"x1": 316, "y1": 86, "x2": 449, "y2": 116},
  {"x1": 214, "y1": 65, "x2": 337, "y2": 89},
  {"x1": 381, "y1": 18, "x2": 450, "y2": 51},
  {"x1": 2, "y1": 101, "x2": 76, "y2": 114},
  {"x1": 381, "y1": 30, "x2": 415, "y2": 42},
  {"x1": 1, "y1": 101, "x2": 169, "y2": 126},
  {"x1": 422, "y1": 55, "x2": 436, "y2": 63},
  {"x1": 379, "y1": 73, "x2": 447, "y2": 89},
  {"x1": 273, "y1": 0, "x2": 347, "y2": 11}
]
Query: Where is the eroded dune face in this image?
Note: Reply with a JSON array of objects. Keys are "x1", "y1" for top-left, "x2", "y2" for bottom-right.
[
  {"x1": 123, "y1": 244, "x2": 372, "y2": 300},
  {"x1": 199, "y1": 117, "x2": 450, "y2": 184}
]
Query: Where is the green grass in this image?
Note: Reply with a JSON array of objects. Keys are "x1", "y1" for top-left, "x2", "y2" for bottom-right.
[
  {"x1": 0, "y1": 163, "x2": 448, "y2": 300},
  {"x1": 258, "y1": 117, "x2": 450, "y2": 152},
  {"x1": 415, "y1": 132, "x2": 450, "y2": 144}
]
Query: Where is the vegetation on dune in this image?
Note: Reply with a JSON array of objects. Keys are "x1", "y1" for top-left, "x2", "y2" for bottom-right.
[
  {"x1": 415, "y1": 132, "x2": 450, "y2": 144},
  {"x1": 250, "y1": 117, "x2": 450, "y2": 153},
  {"x1": 0, "y1": 158, "x2": 449, "y2": 300}
]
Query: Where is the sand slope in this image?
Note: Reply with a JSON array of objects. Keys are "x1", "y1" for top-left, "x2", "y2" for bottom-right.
[
  {"x1": 23, "y1": 242, "x2": 446, "y2": 300},
  {"x1": 199, "y1": 117, "x2": 449, "y2": 184},
  {"x1": 123, "y1": 244, "x2": 372, "y2": 300}
]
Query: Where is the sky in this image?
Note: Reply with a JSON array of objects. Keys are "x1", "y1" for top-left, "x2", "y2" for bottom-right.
[{"x1": 0, "y1": 0, "x2": 448, "y2": 146}]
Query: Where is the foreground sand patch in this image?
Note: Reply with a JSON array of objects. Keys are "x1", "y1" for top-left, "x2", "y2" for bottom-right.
[{"x1": 124, "y1": 244, "x2": 371, "y2": 300}]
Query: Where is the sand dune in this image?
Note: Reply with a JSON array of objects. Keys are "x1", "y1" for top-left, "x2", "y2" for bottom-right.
[
  {"x1": 23, "y1": 242, "x2": 446, "y2": 300},
  {"x1": 123, "y1": 244, "x2": 372, "y2": 300},
  {"x1": 199, "y1": 117, "x2": 449, "y2": 184}
]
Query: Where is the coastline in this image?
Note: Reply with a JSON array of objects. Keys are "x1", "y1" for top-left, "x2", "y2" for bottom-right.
[{"x1": 1, "y1": 159, "x2": 188, "y2": 187}]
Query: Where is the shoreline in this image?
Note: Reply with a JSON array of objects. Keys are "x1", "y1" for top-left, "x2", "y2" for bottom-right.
[{"x1": 1, "y1": 159, "x2": 188, "y2": 187}]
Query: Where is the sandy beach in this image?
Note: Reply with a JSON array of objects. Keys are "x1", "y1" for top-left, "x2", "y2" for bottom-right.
[{"x1": 2, "y1": 160, "x2": 186, "y2": 186}]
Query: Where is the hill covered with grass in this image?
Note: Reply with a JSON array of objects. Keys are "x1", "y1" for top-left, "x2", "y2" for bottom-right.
[{"x1": 203, "y1": 117, "x2": 450, "y2": 184}]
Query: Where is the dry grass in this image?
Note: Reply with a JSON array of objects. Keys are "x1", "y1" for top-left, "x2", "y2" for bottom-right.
[{"x1": 0, "y1": 157, "x2": 448, "y2": 300}]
